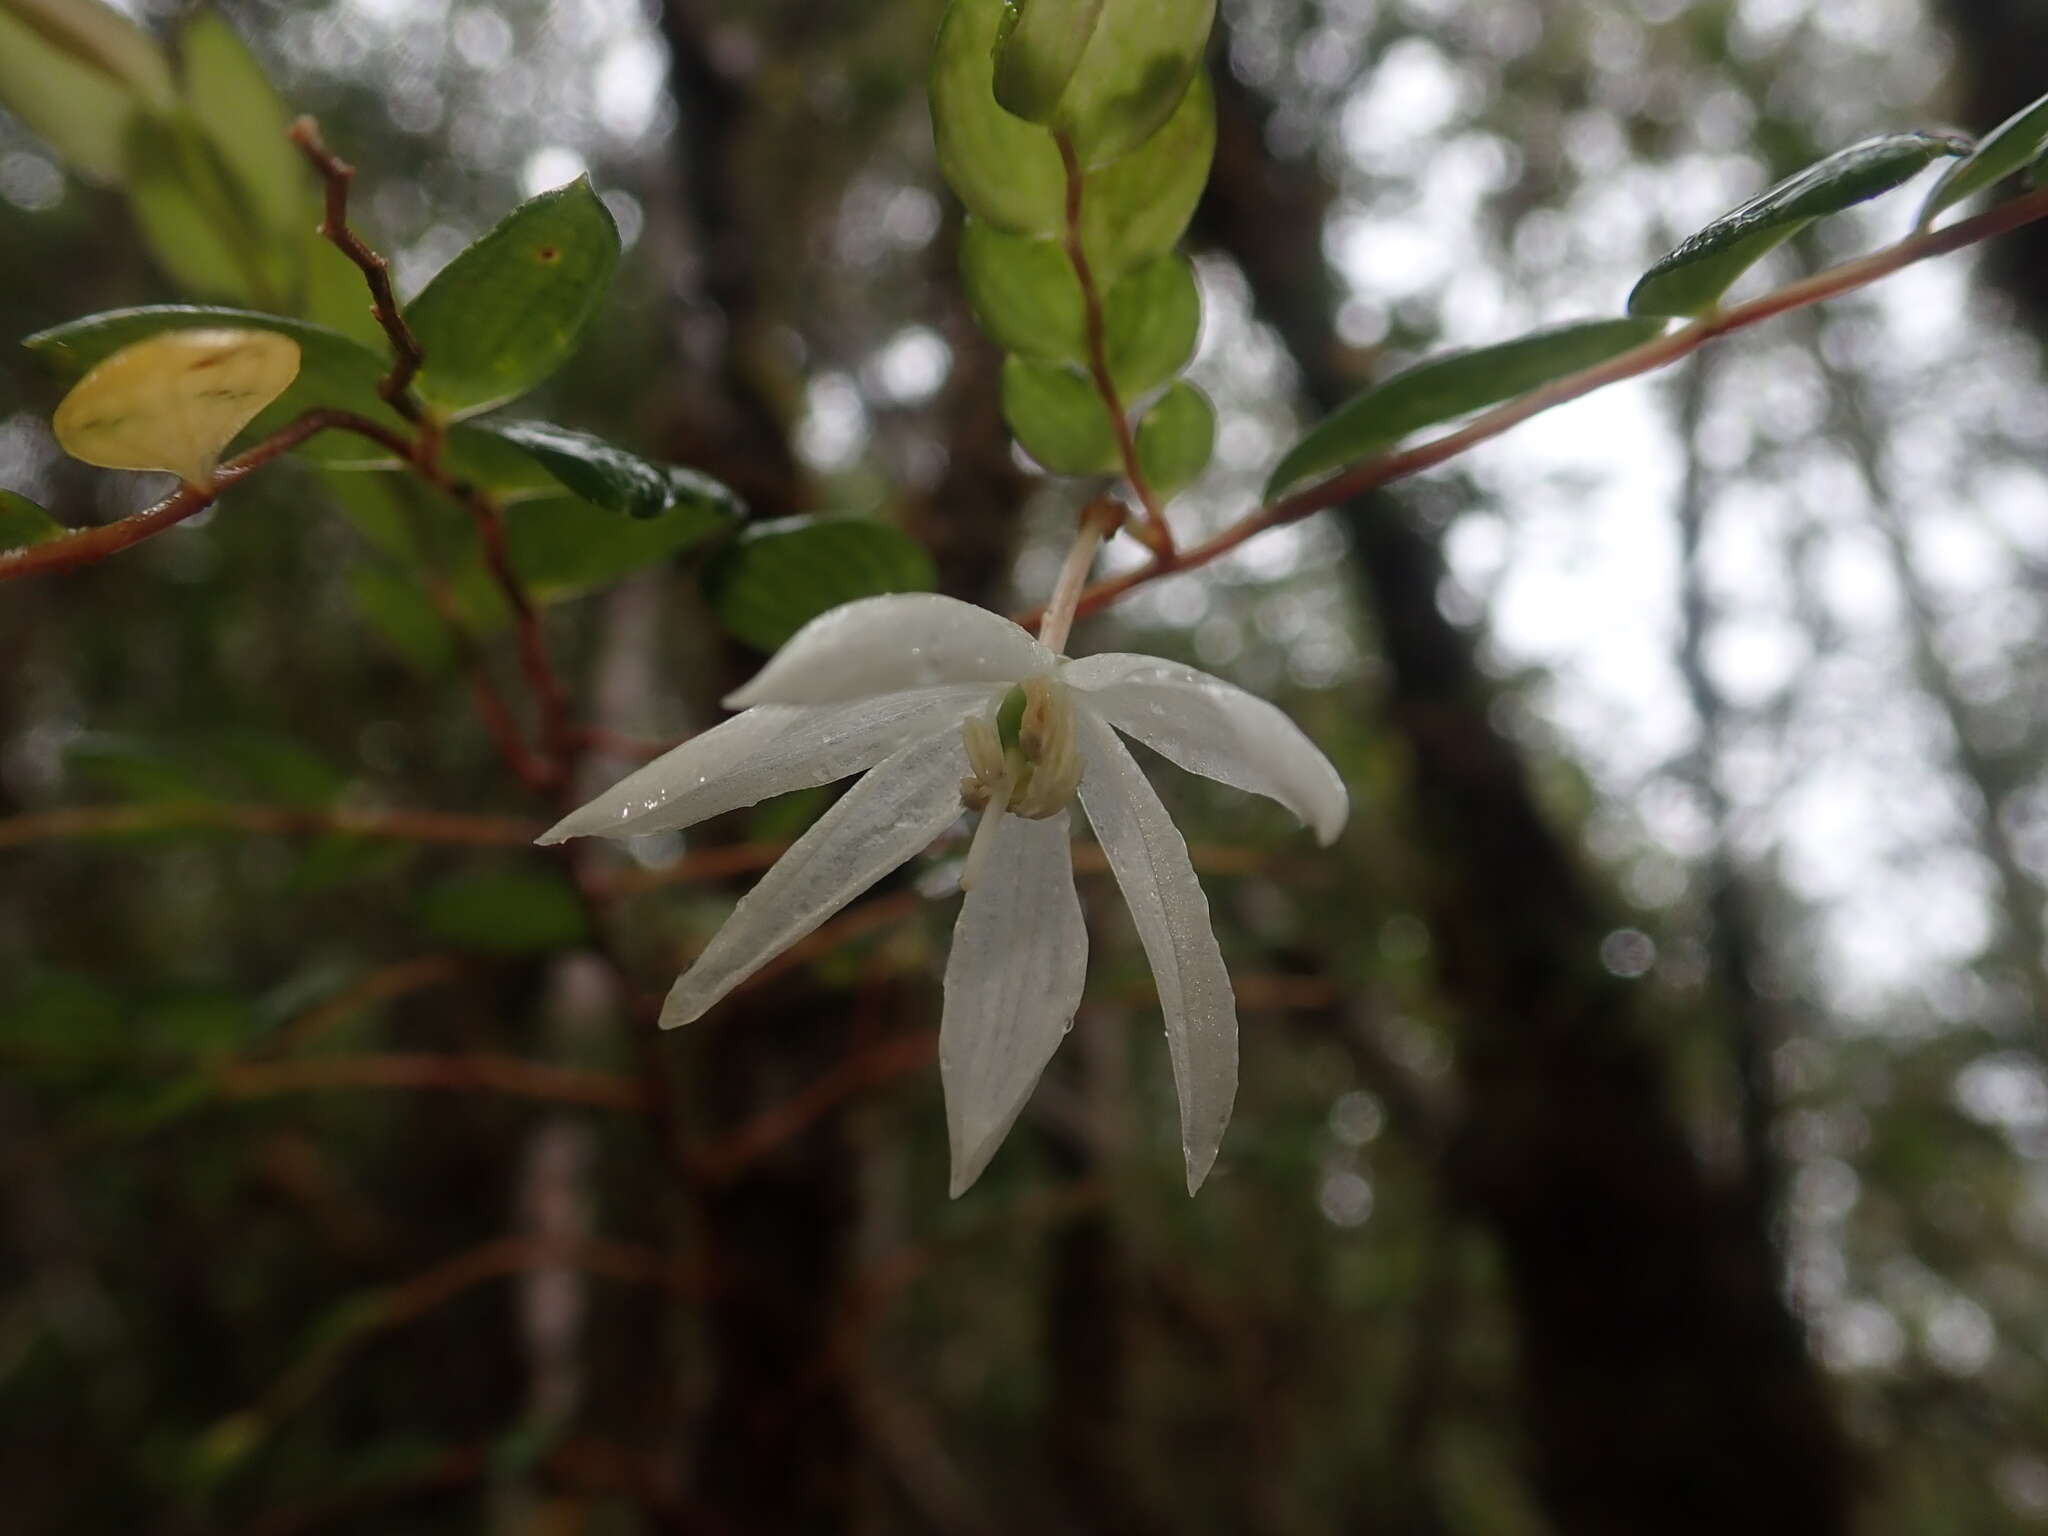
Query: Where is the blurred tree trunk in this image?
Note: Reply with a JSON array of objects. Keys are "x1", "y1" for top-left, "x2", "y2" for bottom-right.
[{"x1": 1199, "y1": 48, "x2": 1855, "y2": 1536}]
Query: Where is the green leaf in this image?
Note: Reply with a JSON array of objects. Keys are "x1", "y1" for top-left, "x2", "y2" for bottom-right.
[
  {"x1": 124, "y1": 111, "x2": 292, "y2": 306},
  {"x1": 4, "y1": 0, "x2": 176, "y2": 104},
  {"x1": 959, "y1": 218, "x2": 1088, "y2": 362},
  {"x1": 932, "y1": 0, "x2": 1069, "y2": 235},
  {"x1": 66, "y1": 735, "x2": 215, "y2": 803},
  {"x1": 348, "y1": 563, "x2": 455, "y2": 674},
  {"x1": 933, "y1": 0, "x2": 1215, "y2": 268},
  {"x1": 1050, "y1": 0, "x2": 1215, "y2": 168},
  {"x1": 26, "y1": 304, "x2": 410, "y2": 464},
  {"x1": 992, "y1": 0, "x2": 1104, "y2": 123},
  {"x1": 505, "y1": 494, "x2": 736, "y2": 602},
  {"x1": 1266, "y1": 317, "x2": 1667, "y2": 498},
  {"x1": 179, "y1": 9, "x2": 309, "y2": 245},
  {"x1": 1077, "y1": 69, "x2": 1214, "y2": 280},
  {"x1": 415, "y1": 870, "x2": 589, "y2": 955},
  {"x1": 0, "y1": 490, "x2": 65, "y2": 551},
  {"x1": 703, "y1": 516, "x2": 938, "y2": 652},
  {"x1": 1628, "y1": 131, "x2": 1971, "y2": 318},
  {"x1": 1919, "y1": 90, "x2": 2048, "y2": 226},
  {"x1": 1134, "y1": 379, "x2": 1214, "y2": 498},
  {"x1": 1104, "y1": 252, "x2": 1200, "y2": 397},
  {"x1": 404, "y1": 177, "x2": 621, "y2": 419},
  {"x1": 480, "y1": 421, "x2": 743, "y2": 522},
  {"x1": 0, "y1": 5, "x2": 141, "y2": 183},
  {"x1": 1001, "y1": 355, "x2": 1118, "y2": 474}
]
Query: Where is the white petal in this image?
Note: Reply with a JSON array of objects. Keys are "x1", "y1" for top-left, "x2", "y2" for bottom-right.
[
  {"x1": 1061, "y1": 654, "x2": 1349, "y2": 845},
  {"x1": 537, "y1": 685, "x2": 987, "y2": 845},
  {"x1": 941, "y1": 811, "x2": 1088, "y2": 1197},
  {"x1": 724, "y1": 593, "x2": 1053, "y2": 708},
  {"x1": 1074, "y1": 712, "x2": 1236, "y2": 1193},
  {"x1": 660, "y1": 729, "x2": 968, "y2": 1028}
]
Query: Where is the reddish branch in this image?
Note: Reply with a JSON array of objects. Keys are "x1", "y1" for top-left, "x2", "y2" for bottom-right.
[
  {"x1": 1022, "y1": 177, "x2": 2048, "y2": 629},
  {"x1": 1056, "y1": 131, "x2": 1172, "y2": 555},
  {"x1": 0, "y1": 800, "x2": 540, "y2": 850},
  {"x1": 288, "y1": 116, "x2": 425, "y2": 413},
  {"x1": 218, "y1": 1052, "x2": 653, "y2": 1112},
  {"x1": 0, "y1": 409, "x2": 345, "y2": 579}
]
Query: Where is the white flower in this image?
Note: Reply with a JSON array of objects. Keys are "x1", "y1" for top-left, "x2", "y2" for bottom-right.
[{"x1": 540, "y1": 594, "x2": 1348, "y2": 1195}]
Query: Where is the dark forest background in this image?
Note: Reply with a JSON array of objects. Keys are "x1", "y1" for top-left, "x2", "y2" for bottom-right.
[{"x1": 5, "y1": 0, "x2": 2048, "y2": 1531}]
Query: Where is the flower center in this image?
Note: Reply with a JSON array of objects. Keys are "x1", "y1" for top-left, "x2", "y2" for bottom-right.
[{"x1": 959, "y1": 674, "x2": 1082, "y2": 822}]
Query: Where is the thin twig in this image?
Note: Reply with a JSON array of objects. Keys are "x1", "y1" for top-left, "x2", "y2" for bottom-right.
[
  {"x1": 288, "y1": 116, "x2": 425, "y2": 415},
  {"x1": 0, "y1": 801, "x2": 541, "y2": 851},
  {"x1": 1056, "y1": 132, "x2": 1172, "y2": 555},
  {"x1": 0, "y1": 410, "x2": 347, "y2": 580},
  {"x1": 691, "y1": 1032, "x2": 936, "y2": 1182},
  {"x1": 218, "y1": 1053, "x2": 652, "y2": 1112},
  {"x1": 1022, "y1": 179, "x2": 2048, "y2": 628}
]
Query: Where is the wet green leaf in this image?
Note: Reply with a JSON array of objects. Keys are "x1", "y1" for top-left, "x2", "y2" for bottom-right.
[
  {"x1": 1628, "y1": 131, "x2": 1971, "y2": 318},
  {"x1": 415, "y1": 870, "x2": 588, "y2": 955},
  {"x1": 1919, "y1": 90, "x2": 2048, "y2": 226},
  {"x1": 1001, "y1": 355, "x2": 1118, "y2": 474},
  {"x1": 959, "y1": 218, "x2": 1088, "y2": 362},
  {"x1": 1134, "y1": 379, "x2": 1214, "y2": 498},
  {"x1": 404, "y1": 177, "x2": 621, "y2": 419},
  {"x1": 0, "y1": 490, "x2": 65, "y2": 552},
  {"x1": 481, "y1": 421, "x2": 743, "y2": 522},
  {"x1": 703, "y1": 516, "x2": 938, "y2": 652},
  {"x1": 1267, "y1": 317, "x2": 1667, "y2": 498},
  {"x1": 992, "y1": 0, "x2": 1104, "y2": 123},
  {"x1": 1104, "y1": 252, "x2": 1200, "y2": 397}
]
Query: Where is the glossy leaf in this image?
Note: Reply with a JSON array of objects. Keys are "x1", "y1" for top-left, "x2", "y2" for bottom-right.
[
  {"x1": 506, "y1": 494, "x2": 737, "y2": 603},
  {"x1": 0, "y1": 490, "x2": 65, "y2": 552},
  {"x1": 1919, "y1": 90, "x2": 2048, "y2": 226},
  {"x1": 1134, "y1": 379, "x2": 1214, "y2": 498},
  {"x1": 1077, "y1": 69, "x2": 1214, "y2": 280},
  {"x1": 1053, "y1": 0, "x2": 1215, "y2": 167},
  {"x1": 1629, "y1": 131, "x2": 1971, "y2": 317},
  {"x1": 28, "y1": 304, "x2": 409, "y2": 462},
  {"x1": 959, "y1": 219, "x2": 1088, "y2": 362},
  {"x1": 481, "y1": 420, "x2": 743, "y2": 522},
  {"x1": 1002, "y1": 355, "x2": 1118, "y2": 474},
  {"x1": 992, "y1": 0, "x2": 1104, "y2": 123},
  {"x1": 403, "y1": 177, "x2": 621, "y2": 419},
  {"x1": 415, "y1": 870, "x2": 589, "y2": 955},
  {"x1": 1104, "y1": 252, "x2": 1200, "y2": 397},
  {"x1": 1266, "y1": 317, "x2": 1667, "y2": 498},
  {"x1": 0, "y1": 4, "x2": 139, "y2": 183},
  {"x1": 52, "y1": 327, "x2": 300, "y2": 485},
  {"x1": 703, "y1": 516, "x2": 939, "y2": 652},
  {"x1": 179, "y1": 9, "x2": 308, "y2": 244}
]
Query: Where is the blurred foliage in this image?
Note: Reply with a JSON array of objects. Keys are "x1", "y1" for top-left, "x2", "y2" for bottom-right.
[{"x1": 2, "y1": 0, "x2": 2048, "y2": 1533}]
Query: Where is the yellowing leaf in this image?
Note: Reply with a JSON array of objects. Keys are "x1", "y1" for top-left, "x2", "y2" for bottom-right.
[{"x1": 52, "y1": 327, "x2": 300, "y2": 486}]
